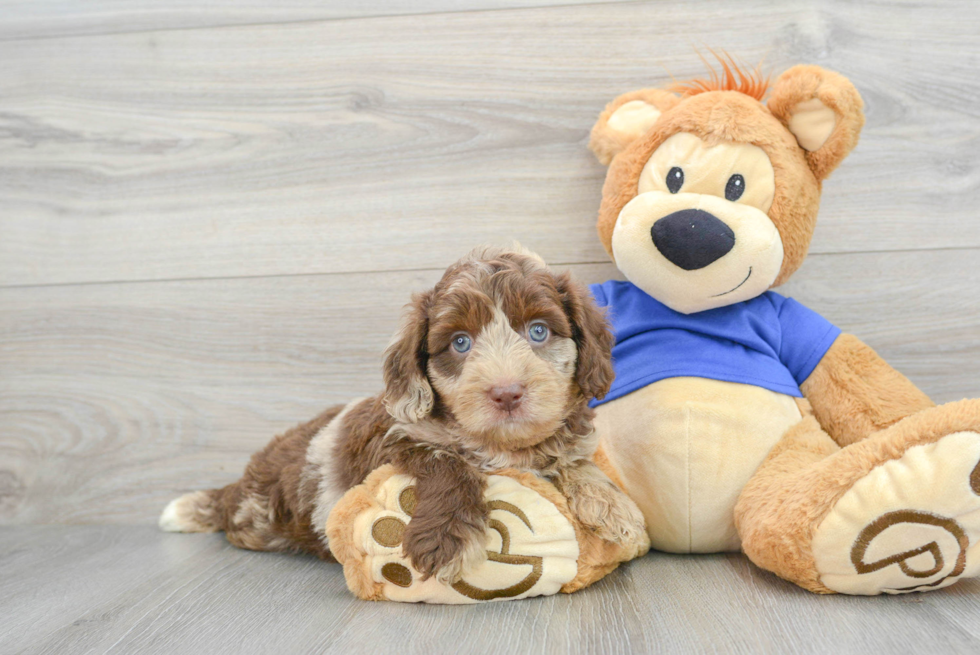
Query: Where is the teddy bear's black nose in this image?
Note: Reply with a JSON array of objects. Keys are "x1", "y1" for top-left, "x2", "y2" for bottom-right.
[{"x1": 651, "y1": 209, "x2": 736, "y2": 271}]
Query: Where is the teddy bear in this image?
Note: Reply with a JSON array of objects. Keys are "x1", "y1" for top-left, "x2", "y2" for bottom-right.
[{"x1": 585, "y1": 59, "x2": 980, "y2": 595}]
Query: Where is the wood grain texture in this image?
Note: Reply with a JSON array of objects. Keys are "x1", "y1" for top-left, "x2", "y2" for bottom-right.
[
  {"x1": 0, "y1": 0, "x2": 633, "y2": 41},
  {"x1": 2, "y1": 250, "x2": 979, "y2": 526},
  {"x1": 3, "y1": 2, "x2": 980, "y2": 649},
  {"x1": 2, "y1": 0, "x2": 980, "y2": 286},
  {"x1": 1, "y1": 526, "x2": 979, "y2": 654}
]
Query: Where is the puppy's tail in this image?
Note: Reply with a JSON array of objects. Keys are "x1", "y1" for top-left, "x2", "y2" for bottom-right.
[{"x1": 158, "y1": 488, "x2": 225, "y2": 533}]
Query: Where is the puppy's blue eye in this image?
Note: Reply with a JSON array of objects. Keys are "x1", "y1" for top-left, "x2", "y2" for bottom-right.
[
  {"x1": 451, "y1": 334, "x2": 471, "y2": 353},
  {"x1": 528, "y1": 323, "x2": 549, "y2": 343}
]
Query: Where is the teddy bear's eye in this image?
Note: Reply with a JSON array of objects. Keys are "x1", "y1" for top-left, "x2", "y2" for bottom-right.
[
  {"x1": 725, "y1": 174, "x2": 745, "y2": 201},
  {"x1": 666, "y1": 167, "x2": 684, "y2": 194}
]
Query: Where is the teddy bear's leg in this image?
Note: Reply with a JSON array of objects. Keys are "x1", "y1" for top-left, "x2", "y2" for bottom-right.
[
  {"x1": 735, "y1": 415, "x2": 842, "y2": 593},
  {"x1": 736, "y1": 399, "x2": 980, "y2": 595}
]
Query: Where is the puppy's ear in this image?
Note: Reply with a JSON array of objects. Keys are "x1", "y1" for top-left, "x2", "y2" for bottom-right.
[
  {"x1": 556, "y1": 273, "x2": 615, "y2": 400},
  {"x1": 767, "y1": 65, "x2": 865, "y2": 182},
  {"x1": 589, "y1": 88, "x2": 681, "y2": 166},
  {"x1": 382, "y1": 290, "x2": 434, "y2": 423}
]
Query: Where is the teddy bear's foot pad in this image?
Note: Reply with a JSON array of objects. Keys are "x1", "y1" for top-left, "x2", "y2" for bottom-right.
[
  {"x1": 812, "y1": 431, "x2": 980, "y2": 594},
  {"x1": 332, "y1": 469, "x2": 582, "y2": 603}
]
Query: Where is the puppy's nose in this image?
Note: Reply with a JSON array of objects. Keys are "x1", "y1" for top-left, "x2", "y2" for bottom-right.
[
  {"x1": 651, "y1": 209, "x2": 735, "y2": 271},
  {"x1": 489, "y1": 383, "x2": 526, "y2": 412}
]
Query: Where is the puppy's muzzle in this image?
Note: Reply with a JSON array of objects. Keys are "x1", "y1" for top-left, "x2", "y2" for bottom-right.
[
  {"x1": 489, "y1": 383, "x2": 526, "y2": 413},
  {"x1": 651, "y1": 209, "x2": 735, "y2": 271}
]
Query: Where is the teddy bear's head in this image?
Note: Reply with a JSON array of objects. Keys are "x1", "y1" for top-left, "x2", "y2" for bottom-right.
[{"x1": 589, "y1": 61, "x2": 864, "y2": 314}]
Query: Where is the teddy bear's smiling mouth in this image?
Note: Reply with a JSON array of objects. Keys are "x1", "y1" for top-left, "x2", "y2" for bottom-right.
[{"x1": 711, "y1": 267, "x2": 752, "y2": 298}]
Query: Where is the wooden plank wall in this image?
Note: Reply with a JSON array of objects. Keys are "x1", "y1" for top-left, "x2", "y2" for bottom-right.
[{"x1": 2, "y1": 0, "x2": 979, "y2": 525}]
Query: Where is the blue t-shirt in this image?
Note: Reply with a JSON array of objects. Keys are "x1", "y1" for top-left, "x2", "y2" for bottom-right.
[{"x1": 589, "y1": 281, "x2": 841, "y2": 406}]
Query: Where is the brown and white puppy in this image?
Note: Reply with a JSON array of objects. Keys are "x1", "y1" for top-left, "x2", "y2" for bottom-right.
[{"x1": 160, "y1": 246, "x2": 646, "y2": 583}]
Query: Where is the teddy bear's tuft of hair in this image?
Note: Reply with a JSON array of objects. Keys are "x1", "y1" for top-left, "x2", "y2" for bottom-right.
[{"x1": 668, "y1": 50, "x2": 770, "y2": 101}]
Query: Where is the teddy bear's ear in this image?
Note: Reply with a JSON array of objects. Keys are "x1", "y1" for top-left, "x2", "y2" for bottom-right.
[
  {"x1": 589, "y1": 89, "x2": 681, "y2": 166},
  {"x1": 767, "y1": 65, "x2": 865, "y2": 182}
]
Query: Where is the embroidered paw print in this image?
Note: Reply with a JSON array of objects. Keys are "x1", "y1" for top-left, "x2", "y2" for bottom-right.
[{"x1": 370, "y1": 486, "x2": 417, "y2": 588}]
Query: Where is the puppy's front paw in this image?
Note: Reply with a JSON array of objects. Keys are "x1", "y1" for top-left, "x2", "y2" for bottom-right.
[
  {"x1": 568, "y1": 482, "x2": 647, "y2": 545},
  {"x1": 402, "y1": 518, "x2": 488, "y2": 584}
]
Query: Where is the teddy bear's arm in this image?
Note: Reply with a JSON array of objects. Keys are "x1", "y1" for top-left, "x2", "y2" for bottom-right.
[{"x1": 800, "y1": 333, "x2": 934, "y2": 447}]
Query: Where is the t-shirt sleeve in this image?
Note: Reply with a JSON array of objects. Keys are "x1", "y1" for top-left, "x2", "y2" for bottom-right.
[{"x1": 775, "y1": 296, "x2": 842, "y2": 385}]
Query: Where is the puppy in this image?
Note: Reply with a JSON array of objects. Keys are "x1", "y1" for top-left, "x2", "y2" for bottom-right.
[{"x1": 160, "y1": 246, "x2": 646, "y2": 583}]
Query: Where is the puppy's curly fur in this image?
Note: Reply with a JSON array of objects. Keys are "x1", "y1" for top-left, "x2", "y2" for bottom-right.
[{"x1": 160, "y1": 246, "x2": 645, "y2": 582}]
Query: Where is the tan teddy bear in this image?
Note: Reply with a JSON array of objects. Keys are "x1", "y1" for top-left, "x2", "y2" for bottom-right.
[{"x1": 586, "y1": 59, "x2": 980, "y2": 595}]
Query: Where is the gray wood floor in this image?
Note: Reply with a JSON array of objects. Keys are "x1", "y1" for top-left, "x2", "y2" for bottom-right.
[
  {"x1": 3, "y1": 0, "x2": 980, "y2": 652},
  {"x1": 3, "y1": 526, "x2": 980, "y2": 655}
]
